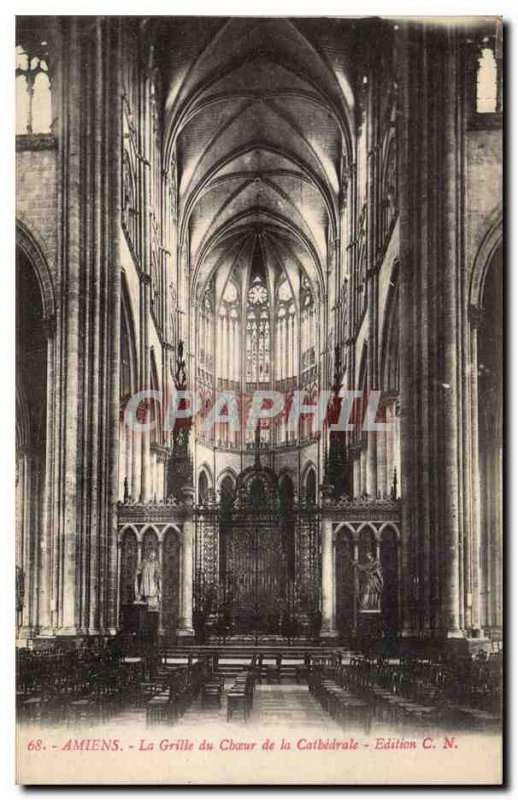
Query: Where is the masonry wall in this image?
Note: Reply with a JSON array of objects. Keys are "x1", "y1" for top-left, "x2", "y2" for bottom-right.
[{"x1": 16, "y1": 143, "x2": 58, "y2": 275}]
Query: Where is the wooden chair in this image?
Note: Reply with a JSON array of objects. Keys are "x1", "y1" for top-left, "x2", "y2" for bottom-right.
[{"x1": 227, "y1": 687, "x2": 248, "y2": 722}]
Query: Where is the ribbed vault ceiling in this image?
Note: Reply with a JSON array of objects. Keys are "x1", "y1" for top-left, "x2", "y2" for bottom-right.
[{"x1": 158, "y1": 17, "x2": 360, "y2": 298}]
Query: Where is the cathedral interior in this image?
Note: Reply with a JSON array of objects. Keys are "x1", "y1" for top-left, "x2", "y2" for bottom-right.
[{"x1": 15, "y1": 16, "x2": 503, "y2": 729}]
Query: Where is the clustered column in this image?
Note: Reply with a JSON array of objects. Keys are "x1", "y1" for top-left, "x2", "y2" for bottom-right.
[{"x1": 397, "y1": 23, "x2": 476, "y2": 640}]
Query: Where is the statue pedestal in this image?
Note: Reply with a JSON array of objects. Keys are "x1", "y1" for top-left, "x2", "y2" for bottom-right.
[
  {"x1": 357, "y1": 610, "x2": 383, "y2": 650},
  {"x1": 122, "y1": 603, "x2": 158, "y2": 646}
]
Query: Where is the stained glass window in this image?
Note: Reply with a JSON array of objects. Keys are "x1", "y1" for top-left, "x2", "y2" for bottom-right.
[
  {"x1": 246, "y1": 276, "x2": 270, "y2": 384},
  {"x1": 16, "y1": 44, "x2": 52, "y2": 135}
]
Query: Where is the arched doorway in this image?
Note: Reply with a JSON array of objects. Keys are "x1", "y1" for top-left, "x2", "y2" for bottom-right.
[
  {"x1": 477, "y1": 242, "x2": 503, "y2": 635},
  {"x1": 16, "y1": 244, "x2": 49, "y2": 636}
]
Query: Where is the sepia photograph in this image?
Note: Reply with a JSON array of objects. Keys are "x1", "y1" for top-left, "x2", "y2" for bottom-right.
[{"x1": 13, "y1": 11, "x2": 503, "y2": 785}]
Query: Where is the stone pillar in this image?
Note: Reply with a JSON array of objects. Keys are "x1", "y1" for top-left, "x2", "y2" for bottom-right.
[
  {"x1": 157, "y1": 538, "x2": 165, "y2": 637},
  {"x1": 440, "y1": 33, "x2": 463, "y2": 638},
  {"x1": 352, "y1": 450, "x2": 361, "y2": 498},
  {"x1": 360, "y1": 446, "x2": 367, "y2": 494},
  {"x1": 37, "y1": 18, "x2": 124, "y2": 638},
  {"x1": 320, "y1": 484, "x2": 338, "y2": 641},
  {"x1": 38, "y1": 318, "x2": 57, "y2": 634},
  {"x1": 132, "y1": 425, "x2": 140, "y2": 501},
  {"x1": 377, "y1": 421, "x2": 388, "y2": 498},
  {"x1": 397, "y1": 24, "x2": 420, "y2": 639},
  {"x1": 16, "y1": 449, "x2": 33, "y2": 638},
  {"x1": 352, "y1": 539, "x2": 359, "y2": 634},
  {"x1": 114, "y1": 532, "x2": 122, "y2": 636},
  {"x1": 234, "y1": 318, "x2": 240, "y2": 384},
  {"x1": 177, "y1": 487, "x2": 195, "y2": 639},
  {"x1": 58, "y1": 19, "x2": 82, "y2": 636},
  {"x1": 490, "y1": 455, "x2": 501, "y2": 632},
  {"x1": 365, "y1": 435, "x2": 376, "y2": 497},
  {"x1": 140, "y1": 275, "x2": 152, "y2": 502},
  {"x1": 285, "y1": 315, "x2": 290, "y2": 380},
  {"x1": 136, "y1": 538, "x2": 143, "y2": 576},
  {"x1": 320, "y1": 517, "x2": 338, "y2": 640},
  {"x1": 366, "y1": 65, "x2": 380, "y2": 501},
  {"x1": 467, "y1": 312, "x2": 482, "y2": 633},
  {"x1": 394, "y1": 403, "x2": 401, "y2": 497},
  {"x1": 396, "y1": 23, "x2": 467, "y2": 641}
]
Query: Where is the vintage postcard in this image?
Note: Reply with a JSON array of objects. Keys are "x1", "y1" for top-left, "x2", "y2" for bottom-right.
[{"x1": 15, "y1": 14, "x2": 503, "y2": 785}]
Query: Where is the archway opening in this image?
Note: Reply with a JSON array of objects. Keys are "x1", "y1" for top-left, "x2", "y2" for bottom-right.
[
  {"x1": 16, "y1": 245, "x2": 48, "y2": 633},
  {"x1": 198, "y1": 470, "x2": 210, "y2": 504},
  {"x1": 478, "y1": 242, "x2": 503, "y2": 635}
]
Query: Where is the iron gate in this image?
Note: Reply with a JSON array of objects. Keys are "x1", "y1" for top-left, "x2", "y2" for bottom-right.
[{"x1": 193, "y1": 466, "x2": 321, "y2": 639}]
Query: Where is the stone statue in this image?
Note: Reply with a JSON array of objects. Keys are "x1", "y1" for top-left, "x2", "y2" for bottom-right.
[
  {"x1": 135, "y1": 550, "x2": 161, "y2": 610},
  {"x1": 358, "y1": 552, "x2": 383, "y2": 612}
]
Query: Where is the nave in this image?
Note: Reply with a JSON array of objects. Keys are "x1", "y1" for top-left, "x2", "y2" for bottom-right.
[
  {"x1": 15, "y1": 16, "x2": 503, "y2": 653},
  {"x1": 111, "y1": 682, "x2": 337, "y2": 731},
  {"x1": 17, "y1": 643, "x2": 502, "y2": 735}
]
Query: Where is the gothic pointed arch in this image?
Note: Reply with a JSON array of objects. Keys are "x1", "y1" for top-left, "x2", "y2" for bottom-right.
[
  {"x1": 16, "y1": 219, "x2": 55, "y2": 322},
  {"x1": 302, "y1": 462, "x2": 318, "y2": 504},
  {"x1": 16, "y1": 229, "x2": 51, "y2": 636},
  {"x1": 469, "y1": 211, "x2": 503, "y2": 310},
  {"x1": 473, "y1": 235, "x2": 503, "y2": 634}
]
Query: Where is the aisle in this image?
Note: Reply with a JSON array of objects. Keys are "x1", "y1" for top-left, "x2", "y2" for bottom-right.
[
  {"x1": 178, "y1": 682, "x2": 340, "y2": 729},
  {"x1": 251, "y1": 683, "x2": 340, "y2": 728}
]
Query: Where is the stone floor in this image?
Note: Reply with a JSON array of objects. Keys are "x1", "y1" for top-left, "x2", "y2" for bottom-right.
[
  {"x1": 106, "y1": 681, "x2": 340, "y2": 730},
  {"x1": 182, "y1": 682, "x2": 340, "y2": 728},
  {"x1": 103, "y1": 676, "x2": 501, "y2": 736}
]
